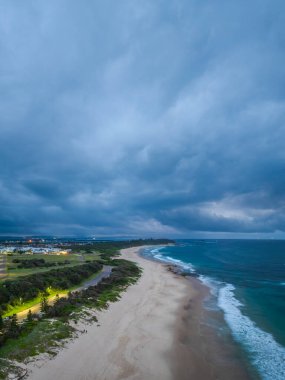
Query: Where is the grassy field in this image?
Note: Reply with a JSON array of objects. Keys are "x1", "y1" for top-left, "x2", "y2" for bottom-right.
[
  {"x1": 4, "y1": 252, "x2": 91, "y2": 280},
  {"x1": 2, "y1": 238, "x2": 171, "y2": 283},
  {"x1": 1, "y1": 248, "x2": 105, "y2": 316},
  {"x1": 3, "y1": 266, "x2": 105, "y2": 319}
]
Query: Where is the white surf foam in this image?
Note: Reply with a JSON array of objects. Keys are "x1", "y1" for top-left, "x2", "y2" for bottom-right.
[
  {"x1": 218, "y1": 283, "x2": 285, "y2": 380},
  {"x1": 145, "y1": 247, "x2": 196, "y2": 273},
  {"x1": 143, "y1": 247, "x2": 285, "y2": 379},
  {"x1": 199, "y1": 275, "x2": 221, "y2": 298}
]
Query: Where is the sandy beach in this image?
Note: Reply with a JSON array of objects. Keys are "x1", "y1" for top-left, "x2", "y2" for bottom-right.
[{"x1": 26, "y1": 247, "x2": 252, "y2": 380}]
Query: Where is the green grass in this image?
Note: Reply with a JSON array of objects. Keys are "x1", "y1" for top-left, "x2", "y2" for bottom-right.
[
  {"x1": 0, "y1": 320, "x2": 73, "y2": 360},
  {"x1": 3, "y1": 294, "x2": 43, "y2": 317},
  {"x1": 3, "y1": 268, "x2": 103, "y2": 318},
  {"x1": 5, "y1": 253, "x2": 85, "y2": 280},
  {"x1": 2, "y1": 289, "x2": 60, "y2": 318},
  {"x1": 68, "y1": 269, "x2": 102, "y2": 290},
  {"x1": 0, "y1": 320, "x2": 74, "y2": 379},
  {"x1": 82, "y1": 252, "x2": 101, "y2": 260},
  {"x1": 3, "y1": 250, "x2": 106, "y2": 282},
  {"x1": 0, "y1": 258, "x2": 142, "y2": 379},
  {"x1": 0, "y1": 359, "x2": 24, "y2": 380},
  {"x1": 95, "y1": 288, "x2": 122, "y2": 309}
]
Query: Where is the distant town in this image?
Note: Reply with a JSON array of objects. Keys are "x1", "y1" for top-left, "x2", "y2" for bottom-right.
[
  {"x1": 0, "y1": 237, "x2": 93, "y2": 255},
  {"x1": 0, "y1": 237, "x2": 172, "y2": 256},
  {"x1": 0, "y1": 246, "x2": 71, "y2": 255}
]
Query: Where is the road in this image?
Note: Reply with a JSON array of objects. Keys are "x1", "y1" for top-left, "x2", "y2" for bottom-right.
[
  {"x1": 0, "y1": 254, "x2": 7, "y2": 279},
  {"x1": 76, "y1": 265, "x2": 112, "y2": 291},
  {"x1": 15, "y1": 265, "x2": 113, "y2": 321}
]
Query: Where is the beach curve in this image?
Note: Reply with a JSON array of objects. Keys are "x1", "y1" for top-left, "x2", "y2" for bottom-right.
[{"x1": 26, "y1": 246, "x2": 252, "y2": 380}]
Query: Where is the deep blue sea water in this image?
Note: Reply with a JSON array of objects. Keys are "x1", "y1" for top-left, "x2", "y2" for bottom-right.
[{"x1": 142, "y1": 240, "x2": 285, "y2": 380}]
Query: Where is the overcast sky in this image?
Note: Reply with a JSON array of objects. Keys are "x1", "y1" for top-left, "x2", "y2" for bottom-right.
[{"x1": 0, "y1": 0, "x2": 284, "y2": 238}]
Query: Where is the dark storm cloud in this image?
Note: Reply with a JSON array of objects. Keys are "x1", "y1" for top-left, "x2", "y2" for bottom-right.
[{"x1": 0, "y1": 0, "x2": 285, "y2": 237}]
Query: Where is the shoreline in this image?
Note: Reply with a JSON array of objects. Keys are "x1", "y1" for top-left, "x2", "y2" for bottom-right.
[
  {"x1": 139, "y1": 246, "x2": 259, "y2": 379},
  {"x1": 171, "y1": 276, "x2": 255, "y2": 379},
  {"x1": 26, "y1": 246, "x2": 254, "y2": 380},
  {"x1": 138, "y1": 246, "x2": 255, "y2": 380}
]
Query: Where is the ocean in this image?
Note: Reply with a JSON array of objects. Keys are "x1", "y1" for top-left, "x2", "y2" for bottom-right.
[{"x1": 142, "y1": 240, "x2": 285, "y2": 380}]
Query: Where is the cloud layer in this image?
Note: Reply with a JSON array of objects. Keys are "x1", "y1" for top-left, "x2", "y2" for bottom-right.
[{"x1": 0, "y1": 0, "x2": 285, "y2": 237}]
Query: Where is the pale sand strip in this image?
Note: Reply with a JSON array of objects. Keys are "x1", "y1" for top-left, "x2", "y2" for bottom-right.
[{"x1": 27, "y1": 247, "x2": 191, "y2": 380}]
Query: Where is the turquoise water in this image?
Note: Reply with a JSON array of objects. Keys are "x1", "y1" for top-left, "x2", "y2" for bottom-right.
[{"x1": 142, "y1": 240, "x2": 285, "y2": 380}]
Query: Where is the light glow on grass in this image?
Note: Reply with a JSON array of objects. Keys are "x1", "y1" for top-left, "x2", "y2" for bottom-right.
[
  {"x1": 3, "y1": 288, "x2": 65, "y2": 318},
  {"x1": 3, "y1": 269, "x2": 102, "y2": 318}
]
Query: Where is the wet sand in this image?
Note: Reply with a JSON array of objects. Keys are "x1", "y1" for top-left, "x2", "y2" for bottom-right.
[
  {"x1": 171, "y1": 276, "x2": 253, "y2": 379},
  {"x1": 26, "y1": 246, "x2": 253, "y2": 380}
]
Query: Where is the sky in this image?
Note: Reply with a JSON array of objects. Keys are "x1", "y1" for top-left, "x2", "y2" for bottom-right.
[{"x1": 0, "y1": 0, "x2": 285, "y2": 238}]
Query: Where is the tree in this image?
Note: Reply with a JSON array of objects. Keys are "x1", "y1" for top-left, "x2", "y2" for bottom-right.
[
  {"x1": 26, "y1": 309, "x2": 33, "y2": 323},
  {"x1": 0, "y1": 314, "x2": 3, "y2": 330},
  {"x1": 24, "y1": 309, "x2": 34, "y2": 331},
  {"x1": 8, "y1": 314, "x2": 20, "y2": 338},
  {"x1": 40, "y1": 294, "x2": 49, "y2": 314},
  {"x1": 10, "y1": 314, "x2": 18, "y2": 329}
]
